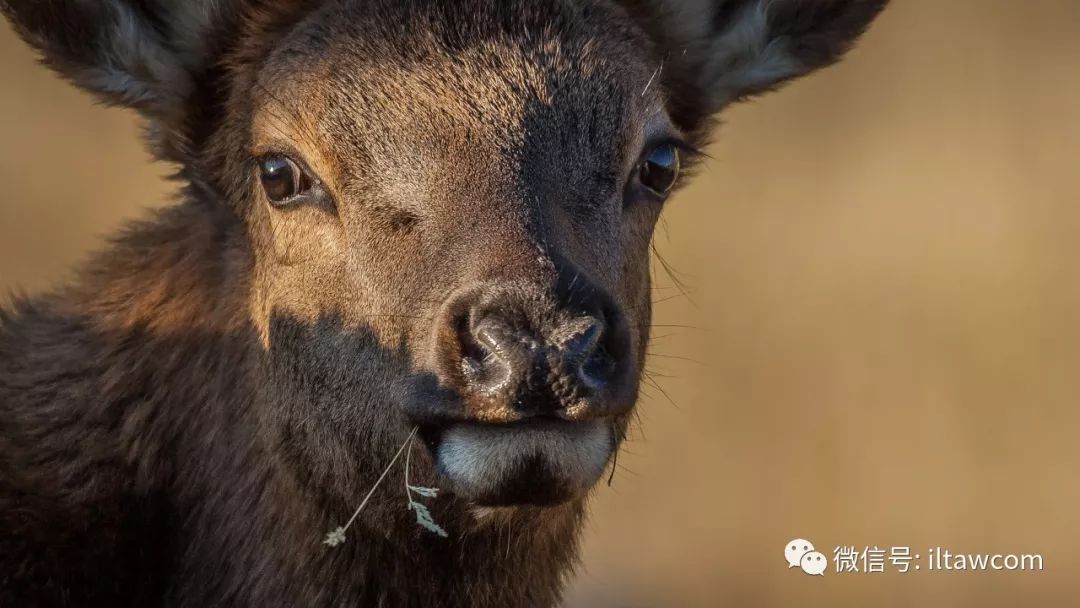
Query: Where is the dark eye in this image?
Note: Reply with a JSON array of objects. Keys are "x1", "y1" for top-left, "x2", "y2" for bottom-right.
[
  {"x1": 259, "y1": 155, "x2": 311, "y2": 204},
  {"x1": 638, "y1": 143, "x2": 680, "y2": 196}
]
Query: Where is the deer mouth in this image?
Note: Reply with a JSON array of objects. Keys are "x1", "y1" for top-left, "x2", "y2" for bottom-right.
[{"x1": 417, "y1": 418, "x2": 614, "y2": 507}]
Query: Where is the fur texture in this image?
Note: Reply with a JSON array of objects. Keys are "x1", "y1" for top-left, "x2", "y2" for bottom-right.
[{"x1": 0, "y1": 1, "x2": 888, "y2": 605}]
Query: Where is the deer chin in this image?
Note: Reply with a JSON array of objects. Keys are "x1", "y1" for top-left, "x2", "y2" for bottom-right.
[{"x1": 427, "y1": 419, "x2": 613, "y2": 507}]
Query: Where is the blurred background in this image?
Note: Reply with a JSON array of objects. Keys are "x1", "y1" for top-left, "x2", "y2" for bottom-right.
[{"x1": 2, "y1": 1, "x2": 1077, "y2": 606}]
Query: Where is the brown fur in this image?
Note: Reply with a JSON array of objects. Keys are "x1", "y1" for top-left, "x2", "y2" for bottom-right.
[{"x1": 0, "y1": 1, "x2": 887, "y2": 605}]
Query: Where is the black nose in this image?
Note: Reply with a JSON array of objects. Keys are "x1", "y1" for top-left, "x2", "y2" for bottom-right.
[
  {"x1": 468, "y1": 313, "x2": 609, "y2": 395},
  {"x1": 429, "y1": 282, "x2": 633, "y2": 423}
]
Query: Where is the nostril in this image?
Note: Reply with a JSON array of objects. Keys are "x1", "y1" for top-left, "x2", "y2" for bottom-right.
[
  {"x1": 562, "y1": 319, "x2": 602, "y2": 366},
  {"x1": 474, "y1": 317, "x2": 524, "y2": 357},
  {"x1": 461, "y1": 316, "x2": 529, "y2": 394},
  {"x1": 559, "y1": 317, "x2": 613, "y2": 390}
]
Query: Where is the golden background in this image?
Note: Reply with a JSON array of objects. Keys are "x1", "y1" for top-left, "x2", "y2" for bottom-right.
[{"x1": 1, "y1": 2, "x2": 1077, "y2": 606}]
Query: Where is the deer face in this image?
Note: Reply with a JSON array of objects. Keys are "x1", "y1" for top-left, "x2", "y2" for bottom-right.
[
  {"x1": 240, "y1": 3, "x2": 672, "y2": 505},
  {"x1": 3, "y1": 0, "x2": 888, "y2": 507}
]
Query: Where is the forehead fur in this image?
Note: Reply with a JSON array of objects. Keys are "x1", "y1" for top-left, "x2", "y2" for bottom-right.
[{"x1": 249, "y1": 0, "x2": 667, "y2": 198}]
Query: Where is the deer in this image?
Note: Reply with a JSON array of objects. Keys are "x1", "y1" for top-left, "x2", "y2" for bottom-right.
[{"x1": 0, "y1": 0, "x2": 888, "y2": 605}]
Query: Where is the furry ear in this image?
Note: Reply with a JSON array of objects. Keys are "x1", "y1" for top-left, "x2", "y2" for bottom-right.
[
  {"x1": 621, "y1": 0, "x2": 889, "y2": 133},
  {"x1": 1, "y1": 0, "x2": 231, "y2": 157}
]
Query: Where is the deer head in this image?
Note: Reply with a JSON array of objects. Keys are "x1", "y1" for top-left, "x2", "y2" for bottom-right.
[{"x1": 2, "y1": 0, "x2": 887, "y2": 509}]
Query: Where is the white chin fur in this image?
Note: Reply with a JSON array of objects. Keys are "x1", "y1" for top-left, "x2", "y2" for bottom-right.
[{"x1": 437, "y1": 420, "x2": 612, "y2": 499}]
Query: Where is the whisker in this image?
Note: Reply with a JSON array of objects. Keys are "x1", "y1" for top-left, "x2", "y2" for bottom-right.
[
  {"x1": 641, "y1": 372, "x2": 679, "y2": 409},
  {"x1": 646, "y1": 352, "x2": 704, "y2": 366}
]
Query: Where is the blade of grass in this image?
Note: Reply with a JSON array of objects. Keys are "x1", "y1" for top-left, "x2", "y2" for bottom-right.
[{"x1": 324, "y1": 427, "x2": 419, "y2": 547}]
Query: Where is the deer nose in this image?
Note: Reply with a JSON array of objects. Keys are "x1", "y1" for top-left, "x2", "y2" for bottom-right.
[
  {"x1": 424, "y1": 282, "x2": 633, "y2": 424},
  {"x1": 466, "y1": 314, "x2": 609, "y2": 396}
]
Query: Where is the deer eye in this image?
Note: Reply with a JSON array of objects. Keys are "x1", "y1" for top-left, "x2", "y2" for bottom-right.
[
  {"x1": 259, "y1": 155, "x2": 311, "y2": 204},
  {"x1": 637, "y1": 144, "x2": 680, "y2": 196}
]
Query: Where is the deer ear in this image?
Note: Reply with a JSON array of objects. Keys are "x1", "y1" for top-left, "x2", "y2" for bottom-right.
[
  {"x1": 1, "y1": 0, "x2": 230, "y2": 154},
  {"x1": 3, "y1": 0, "x2": 194, "y2": 115},
  {"x1": 623, "y1": 0, "x2": 889, "y2": 133}
]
